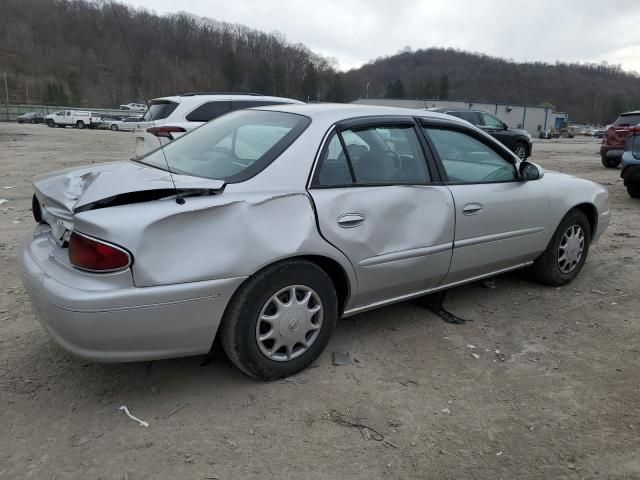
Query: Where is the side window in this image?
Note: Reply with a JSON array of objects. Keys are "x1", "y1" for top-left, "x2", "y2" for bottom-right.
[
  {"x1": 315, "y1": 124, "x2": 430, "y2": 186},
  {"x1": 317, "y1": 133, "x2": 354, "y2": 186},
  {"x1": 232, "y1": 100, "x2": 285, "y2": 110},
  {"x1": 480, "y1": 113, "x2": 503, "y2": 128},
  {"x1": 450, "y1": 111, "x2": 481, "y2": 126},
  {"x1": 425, "y1": 128, "x2": 517, "y2": 183},
  {"x1": 185, "y1": 101, "x2": 231, "y2": 122}
]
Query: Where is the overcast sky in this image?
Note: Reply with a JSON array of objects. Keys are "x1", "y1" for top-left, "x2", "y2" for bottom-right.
[{"x1": 125, "y1": 0, "x2": 640, "y2": 73}]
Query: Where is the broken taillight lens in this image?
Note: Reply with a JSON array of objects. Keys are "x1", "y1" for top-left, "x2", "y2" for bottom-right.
[
  {"x1": 146, "y1": 126, "x2": 186, "y2": 139},
  {"x1": 68, "y1": 232, "x2": 131, "y2": 272}
]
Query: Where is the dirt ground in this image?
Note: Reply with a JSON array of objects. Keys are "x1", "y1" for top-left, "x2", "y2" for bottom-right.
[{"x1": 0, "y1": 123, "x2": 638, "y2": 480}]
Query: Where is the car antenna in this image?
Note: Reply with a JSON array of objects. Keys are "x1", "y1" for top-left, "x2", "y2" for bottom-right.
[{"x1": 112, "y1": 4, "x2": 184, "y2": 205}]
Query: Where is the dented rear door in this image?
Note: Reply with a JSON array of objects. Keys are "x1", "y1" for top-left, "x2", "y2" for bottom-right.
[{"x1": 309, "y1": 118, "x2": 455, "y2": 308}]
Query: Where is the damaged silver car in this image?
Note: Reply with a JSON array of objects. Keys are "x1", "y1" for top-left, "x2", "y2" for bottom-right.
[{"x1": 20, "y1": 104, "x2": 611, "y2": 379}]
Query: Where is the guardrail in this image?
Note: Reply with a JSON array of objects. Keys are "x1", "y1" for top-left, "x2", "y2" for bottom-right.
[{"x1": 1, "y1": 104, "x2": 139, "y2": 122}]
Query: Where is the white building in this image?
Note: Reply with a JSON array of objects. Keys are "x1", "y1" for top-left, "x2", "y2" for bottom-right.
[{"x1": 352, "y1": 98, "x2": 568, "y2": 136}]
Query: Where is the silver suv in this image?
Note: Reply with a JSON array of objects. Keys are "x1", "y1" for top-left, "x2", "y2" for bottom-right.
[{"x1": 135, "y1": 92, "x2": 303, "y2": 155}]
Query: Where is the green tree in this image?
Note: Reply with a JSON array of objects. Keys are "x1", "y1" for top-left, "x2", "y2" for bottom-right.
[
  {"x1": 327, "y1": 73, "x2": 345, "y2": 102},
  {"x1": 250, "y1": 59, "x2": 273, "y2": 94},
  {"x1": 301, "y1": 63, "x2": 318, "y2": 101},
  {"x1": 438, "y1": 74, "x2": 449, "y2": 99},
  {"x1": 385, "y1": 78, "x2": 405, "y2": 98}
]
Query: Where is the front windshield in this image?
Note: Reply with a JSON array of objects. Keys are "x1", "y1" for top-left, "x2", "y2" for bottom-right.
[{"x1": 138, "y1": 110, "x2": 310, "y2": 182}]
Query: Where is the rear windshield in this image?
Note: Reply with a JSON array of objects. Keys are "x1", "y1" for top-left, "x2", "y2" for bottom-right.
[
  {"x1": 143, "y1": 101, "x2": 178, "y2": 121},
  {"x1": 138, "y1": 110, "x2": 310, "y2": 183},
  {"x1": 615, "y1": 114, "x2": 640, "y2": 126}
]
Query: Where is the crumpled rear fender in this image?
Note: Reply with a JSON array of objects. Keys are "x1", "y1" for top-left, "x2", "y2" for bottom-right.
[{"x1": 73, "y1": 191, "x2": 357, "y2": 302}]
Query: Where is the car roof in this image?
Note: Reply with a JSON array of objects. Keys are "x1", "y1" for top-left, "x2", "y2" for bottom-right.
[
  {"x1": 620, "y1": 111, "x2": 640, "y2": 116},
  {"x1": 253, "y1": 102, "x2": 461, "y2": 126},
  {"x1": 429, "y1": 107, "x2": 491, "y2": 114},
  {"x1": 149, "y1": 94, "x2": 304, "y2": 105}
]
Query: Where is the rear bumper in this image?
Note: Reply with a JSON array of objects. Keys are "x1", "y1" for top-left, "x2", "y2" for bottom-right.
[
  {"x1": 600, "y1": 146, "x2": 624, "y2": 159},
  {"x1": 621, "y1": 163, "x2": 640, "y2": 183},
  {"x1": 19, "y1": 230, "x2": 246, "y2": 362}
]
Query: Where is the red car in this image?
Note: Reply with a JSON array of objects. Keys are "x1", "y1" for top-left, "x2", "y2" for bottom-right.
[{"x1": 601, "y1": 111, "x2": 640, "y2": 168}]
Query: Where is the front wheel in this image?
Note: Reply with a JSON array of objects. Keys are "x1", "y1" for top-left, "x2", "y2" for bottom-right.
[
  {"x1": 513, "y1": 142, "x2": 528, "y2": 160},
  {"x1": 627, "y1": 182, "x2": 640, "y2": 198},
  {"x1": 220, "y1": 260, "x2": 338, "y2": 380},
  {"x1": 531, "y1": 209, "x2": 591, "y2": 286},
  {"x1": 601, "y1": 155, "x2": 620, "y2": 168},
  {"x1": 110, "y1": 124, "x2": 118, "y2": 131},
  {"x1": 46, "y1": 120, "x2": 55, "y2": 127}
]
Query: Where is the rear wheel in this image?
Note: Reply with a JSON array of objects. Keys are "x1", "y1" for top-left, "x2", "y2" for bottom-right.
[
  {"x1": 110, "y1": 124, "x2": 118, "y2": 131},
  {"x1": 601, "y1": 155, "x2": 620, "y2": 168},
  {"x1": 561, "y1": 130, "x2": 570, "y2": 138},
  {"x1": 76, "y1": 120, "x2": 85, "y2": 129},
  {"x1": 627, "y1": 181, "x2": 640, "y2": 198},
  {"x1": 220, "y1": 260, "x2": 338, "y2": 380},
  {"x1": 531, "y1": 209, "x2": 591, "y2": 286},
  {"x1": 513, "y1": 142, "x2": 528, "y2": 160}
]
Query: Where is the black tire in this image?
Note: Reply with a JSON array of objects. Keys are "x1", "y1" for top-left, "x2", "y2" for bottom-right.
[
  {"x1": 46, "y1": 120, "x2": 55, "y2": 128},
  {"x1": 627, "y1": 182, "x2": 640, "y2": 198},
  {"x1": 220, "y1": 259, "x2": 338, "y2": 380},
  {"x1": 531, "y1": 209, "x2": 591, "y2": 286},
  {"x1": 76, "y1": 120, "x2": 85, "y2": 129},
  {"x1": 561, "y1": 130, "x2": 570, "y2": 138},
  {"x1": 110, "y1": 124, "x2": 118, "y2": 131},
  {"x1": 601, "y1": 155, "x2": 620, "y2": 168},
  {"x1": 513, "y1": 142, "x2": 528, "y2": 160}
]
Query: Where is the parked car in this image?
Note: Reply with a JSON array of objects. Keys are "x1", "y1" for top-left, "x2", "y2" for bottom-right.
[
  {"x1": 600, "y1": 111, "x2": 640, "y2": 168},
  {"x1": 539, "y1": 130, "x2": 553, "y2": 139},
  {"x1": 429, "y1": 108, "x2": 533, "y2": 160},
  {"x1": 20, "y1": 104, "x2": 610, "y2": 379},
  {"x1": 621, "y1": 126, "x2": 640, "y2": 198},
  {"x1": 593, "y1": 128, "x2": 606, "y2": 139},
  {"x1": 17, "y1": 112, "x2": 45, "y2": 124},
  {"x1": 45, "y1": 110, "x2": 101, "y2": 129},
  {"x1": 103, "y1": 116, "x2": 142, "y2": 132},
  {"x1": 134, "y1": 92, "x2": 303, "y2": 156},
  {"x1": 119, "y1": 103, "x2": 147, "y2": 112}
]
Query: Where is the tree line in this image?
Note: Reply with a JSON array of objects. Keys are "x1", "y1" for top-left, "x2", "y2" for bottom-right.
[{"x1": 1, "y1": 0, "x2": 638, "y2": 124}]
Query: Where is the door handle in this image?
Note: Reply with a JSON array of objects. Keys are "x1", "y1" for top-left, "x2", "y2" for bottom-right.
[
  {"x1": 462, "y1": 203, "x2": 483, "y2": 215},
  {"x1": 337, "y1": 213, "x2": 365, "y2": 228}
]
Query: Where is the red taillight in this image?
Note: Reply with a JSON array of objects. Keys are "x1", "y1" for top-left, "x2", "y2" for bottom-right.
[
  {"x1": 146, "y1": 126, "x2": 186, "y2": 139},
  {"x1": 68, "y1": 232, "x2": 131, "y2": 272}
]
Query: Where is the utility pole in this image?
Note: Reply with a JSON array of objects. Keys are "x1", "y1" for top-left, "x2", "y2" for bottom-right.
[
  {"x1": 4, "y1": 72, "x2": 9, "y2": 122},
  {"x1": 26, "y1": 77, "x2": 30, "y2": 106}
]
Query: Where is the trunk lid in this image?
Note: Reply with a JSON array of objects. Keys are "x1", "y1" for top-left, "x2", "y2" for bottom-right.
[{"x1": 33, "y1": 161, "x2": 225, "y2": 245}]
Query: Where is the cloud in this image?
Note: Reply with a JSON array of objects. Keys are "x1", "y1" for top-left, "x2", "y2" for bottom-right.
[{"x1": 124, "y1": 0, "x2": 640, "y2": 73}]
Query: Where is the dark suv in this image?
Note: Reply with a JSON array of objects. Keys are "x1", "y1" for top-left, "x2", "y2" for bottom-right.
[
  {"x1": 431, "y1": 108, "x2": 533, "y2": 160},
  {"x1": 600, "y1": 111, "x2": 640, "y2": 168}
]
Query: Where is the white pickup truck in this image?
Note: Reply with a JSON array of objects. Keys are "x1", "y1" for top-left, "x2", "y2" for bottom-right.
[{"x1": 44, "y1": 110, "x2": 101, "y2": 129}]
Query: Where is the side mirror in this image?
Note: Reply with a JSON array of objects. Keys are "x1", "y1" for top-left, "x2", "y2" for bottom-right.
[
  {"x1": 519, "y1": 161, "x2": 544, "y2": 181},
  {"x1": 503, "y1": 122, "x2": 509, "y2": 130}
]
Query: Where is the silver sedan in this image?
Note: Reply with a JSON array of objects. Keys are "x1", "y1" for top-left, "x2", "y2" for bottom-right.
[{"x1": 19, "y1": 104, "x2": 611, "y2": 379}]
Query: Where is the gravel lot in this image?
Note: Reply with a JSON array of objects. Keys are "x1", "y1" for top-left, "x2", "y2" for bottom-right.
[{"x1": 1, "y1": 123, "x2": 639, "y2": 480}]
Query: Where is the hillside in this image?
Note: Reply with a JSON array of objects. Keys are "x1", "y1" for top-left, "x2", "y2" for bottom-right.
[
  {"x1": 0, "y1": 0, "x2": 336, "y2": 107},
  {"x1": 342, "y1": 48, "x2": 640, "y2": 124},
  {"x1": 1, "y1": 0, "x2": 639, "y2": 124}
]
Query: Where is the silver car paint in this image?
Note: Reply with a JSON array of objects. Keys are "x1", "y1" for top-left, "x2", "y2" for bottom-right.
[{"x1": 20, "y1": 104, "x2": 611, "y2": 362}]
